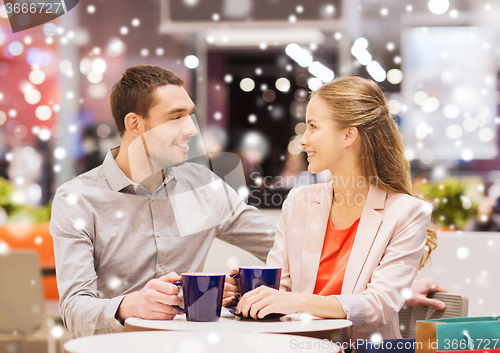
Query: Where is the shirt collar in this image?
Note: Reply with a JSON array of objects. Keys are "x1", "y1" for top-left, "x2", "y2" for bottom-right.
[
  {"x1": 103, "y1": 146, "x2": 176, "y2": 193},
  {"x1": 102, "y1": 146, "x2": 137, "y2": 192},
  {"x1": 164, "y1": 167, "x2": 176, "y2": 183}
]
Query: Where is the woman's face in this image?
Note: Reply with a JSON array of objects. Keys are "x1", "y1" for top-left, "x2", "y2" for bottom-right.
[{"x1": 299, "y1": 96, "x2": 348, "y2": 175}]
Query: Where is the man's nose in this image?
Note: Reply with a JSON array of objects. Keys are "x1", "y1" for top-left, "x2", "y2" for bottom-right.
[{"x1": 183, "y1": 116, "x2": 198, "y2": 136}]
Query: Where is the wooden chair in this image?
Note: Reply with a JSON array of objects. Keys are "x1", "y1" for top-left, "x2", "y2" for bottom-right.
[
  {"x1": 0, "y1": 223, "x2": 58, "y2": 300},
  {"x1": 398, "y1": 292, "x2": 469, "y2": 339},
  {"x1": 0, "y1": 250, "x2": 70, "y2": 353}
]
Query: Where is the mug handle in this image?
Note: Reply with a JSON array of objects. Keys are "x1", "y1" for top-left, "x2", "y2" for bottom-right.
[
  {"x1": 171, "y1": 280, "x2": 185, "y2": 314},
  {"x1": 229, "y1": 273, "x2": 241, "y2": 303}
]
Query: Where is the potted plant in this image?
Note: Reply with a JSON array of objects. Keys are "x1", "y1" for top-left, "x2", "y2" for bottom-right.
[
  {"x1": 417, "y1": 177, "x2": 478, "y2": 230},
  {"x1": 0, "y1": 177, "x2": 57, "y2": 299},
  {"x1": 0, "y1": 177, "x2": 52, "y2": 224}
]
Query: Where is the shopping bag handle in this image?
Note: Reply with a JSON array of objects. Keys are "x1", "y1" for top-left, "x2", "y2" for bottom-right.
[{"x1": 463, "y1": 330, "x2": 475, "y2": 350}]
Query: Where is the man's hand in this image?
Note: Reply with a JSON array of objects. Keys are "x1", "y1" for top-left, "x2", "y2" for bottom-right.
[
  {"x1": 405, "y1": 278, "x2": 448, "y2": 310},
  {"x1": 222, "y1": 266, "x2": 239, "y2": 307},
  {"x1": 116, "y1": 272, "x2": 183, "y2": 322}
]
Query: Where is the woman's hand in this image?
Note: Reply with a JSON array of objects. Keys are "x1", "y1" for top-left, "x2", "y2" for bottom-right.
[
  {"x1": 222, "y1": 266, "x2": 239, "y2": 307},
  {"x1": 236, "y1": 286, "x2": 304, "y2": 319}
]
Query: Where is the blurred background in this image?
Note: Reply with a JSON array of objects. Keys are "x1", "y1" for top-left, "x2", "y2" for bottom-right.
[
  {"x1": 0, "y1": 0, "x2": 500, "y2": 349},
  {"x1": 0, "y1": 0, "x2": 499, "y2": 228}
]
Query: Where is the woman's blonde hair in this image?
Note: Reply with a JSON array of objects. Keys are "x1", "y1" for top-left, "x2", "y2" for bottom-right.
[{"x1": 311, "y1": 76, "x2": 436, "y2": 269}]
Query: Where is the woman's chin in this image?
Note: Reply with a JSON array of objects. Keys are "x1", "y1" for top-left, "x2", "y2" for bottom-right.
[{"x1": 307, "y1": 165, "x2": 319, "y2": 174}]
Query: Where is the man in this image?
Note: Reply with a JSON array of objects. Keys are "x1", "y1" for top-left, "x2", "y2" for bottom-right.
[{"x1": 50, "y1": 65, "x2": 275, "y2": 337}]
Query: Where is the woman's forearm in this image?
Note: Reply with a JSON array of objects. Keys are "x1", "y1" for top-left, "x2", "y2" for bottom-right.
[{"x1": 295, "y1": 293, "x2": 347, "y2": 319}]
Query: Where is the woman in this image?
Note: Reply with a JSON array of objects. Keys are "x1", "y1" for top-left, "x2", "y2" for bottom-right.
[{"x1": 235, "y1": 76, "x2": 436, "y2": 339}]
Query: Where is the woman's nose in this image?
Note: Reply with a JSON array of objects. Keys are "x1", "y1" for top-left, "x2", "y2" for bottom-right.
[{"x1": 299, "y1": 133, "x2": 307, "y2": 147}]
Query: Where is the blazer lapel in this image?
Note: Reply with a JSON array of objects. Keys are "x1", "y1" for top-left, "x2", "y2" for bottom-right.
[
  {"x1": 341, "y1": 185, "x2": 387, "y2": 294},
  {"x1": 301, "y1": 180, "x2": 333, "y2": 293}
]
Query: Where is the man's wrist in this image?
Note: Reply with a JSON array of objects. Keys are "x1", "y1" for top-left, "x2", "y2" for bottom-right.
[{"x1": 115, "y1": 292, "x2": 137, "y2": 323}]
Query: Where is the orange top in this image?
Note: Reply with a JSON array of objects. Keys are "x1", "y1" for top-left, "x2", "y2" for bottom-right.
[{"x1": 313, "y1": 217, "x2": 360, "y2": 296}]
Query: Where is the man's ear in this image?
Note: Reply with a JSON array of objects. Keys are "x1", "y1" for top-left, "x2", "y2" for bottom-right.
[
  {"x1": 124, "y1": 112, "x2": 141, "y2": 138},
  {"x1": 344, "y1": 126, "x2": 359, "y2": 147}
]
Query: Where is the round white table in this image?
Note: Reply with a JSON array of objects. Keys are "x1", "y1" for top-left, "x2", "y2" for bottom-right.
[
  {"x1": 124, "y1": 309, "x2": 352, "y2": 347},
  {"x1": 64, "y1": 330, "x2": 341, "y2": 353}
]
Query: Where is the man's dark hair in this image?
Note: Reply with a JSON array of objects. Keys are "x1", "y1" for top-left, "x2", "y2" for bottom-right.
[{"x1": 110, "y1": 65, "x2": 185, "y2": 136}]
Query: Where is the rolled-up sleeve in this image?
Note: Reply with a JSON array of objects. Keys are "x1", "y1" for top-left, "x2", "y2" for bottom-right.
[
  {"x1": 50, "y1": 187, "x2": 125, "y2": 337},
  {"x1": 332, "y1": 294, "x2": 365, "y2": 331}
]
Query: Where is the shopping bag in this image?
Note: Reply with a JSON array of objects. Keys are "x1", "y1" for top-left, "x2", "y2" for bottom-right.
[{"x1": 415, "y1": 316, "x2": 500, "y2": 353}]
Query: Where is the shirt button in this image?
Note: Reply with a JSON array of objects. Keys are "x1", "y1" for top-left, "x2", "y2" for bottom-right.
[
  {"x1": 156, "y1": 232, "x2": 160, "y2": 237},
  {"x1": 158, "y1": 267, "x2": 162, "y2": 271}
]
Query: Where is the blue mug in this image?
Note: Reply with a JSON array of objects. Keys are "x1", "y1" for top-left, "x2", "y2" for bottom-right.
[
  {"x1": 232, "y1": 266, "x2": 282, "y2": 295},
  {"x1": 173, "y1": 273, "x2": 225, "y2": 322}
]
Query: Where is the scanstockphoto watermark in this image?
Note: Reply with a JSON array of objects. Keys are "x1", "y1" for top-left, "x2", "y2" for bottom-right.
[
  {"x1": 289, "y1": 339, "x2": 423, "y2": 351},
  {"x1": 289, "y1": 338, "x2": 342, "y2": 350},
  {"x1": 355, "y1": 340, "x2": 423, "y2": 351},
  {"x1": 249, "y1": 173, "x2": 379, "y2": 208},
  {"x1": 3, "y1": 0, "x2": 79, "y2": 33}
]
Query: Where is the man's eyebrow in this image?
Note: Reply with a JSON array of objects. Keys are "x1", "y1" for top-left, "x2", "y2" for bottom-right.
[{"x1": 164, "y1": 105, "x2": 196, "y2": 116}]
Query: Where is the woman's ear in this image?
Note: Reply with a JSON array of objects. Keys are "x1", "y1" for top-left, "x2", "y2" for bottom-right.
[
  {"x1": 124, "y1": 113, "x2": 141, "y2": 138},
  {"x1": 344, "y1": 127, "x2": 359, "y2": 147}
]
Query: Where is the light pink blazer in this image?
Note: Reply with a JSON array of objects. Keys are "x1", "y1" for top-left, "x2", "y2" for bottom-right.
[{"x1": 267, "y1": 181, "x2": 431, "y2": 339}]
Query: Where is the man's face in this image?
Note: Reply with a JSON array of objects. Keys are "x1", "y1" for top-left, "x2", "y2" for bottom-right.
[{"x1": 128, "y1": 85, "x2": 198, "y2": 183}]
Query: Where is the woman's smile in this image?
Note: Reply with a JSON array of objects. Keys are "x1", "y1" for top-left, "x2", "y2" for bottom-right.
[{"x1": 305, "y1": 150, "x2": 317, "y2": 161}]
